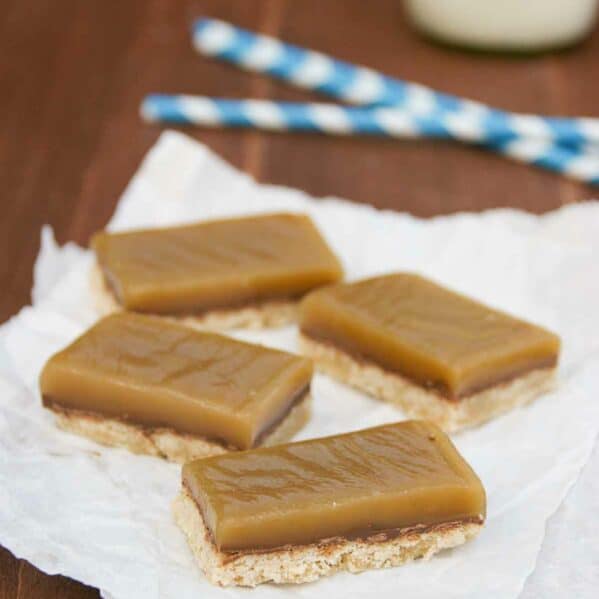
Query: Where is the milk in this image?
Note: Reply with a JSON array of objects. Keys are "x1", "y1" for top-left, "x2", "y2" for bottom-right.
[{"x1": 404, "y1": 0, "x2": 598, "y2": 51}]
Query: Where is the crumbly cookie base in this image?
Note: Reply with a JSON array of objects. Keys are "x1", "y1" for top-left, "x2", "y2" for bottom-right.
[
  {"x1": 48, "y1": 394, "x2": 311, "y2": 463},
  {"x1": 90, "y1": 264, "x2": 297, "y2": 331},
  {"x1": 299, "y1": 334, "x2": 556, "y2": 432},
  {"x1": 173, "y1": 489, "x2": 483, "y2": 587}
]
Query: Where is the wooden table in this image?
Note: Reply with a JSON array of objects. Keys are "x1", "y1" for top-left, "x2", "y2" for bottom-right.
[{"x1": 0, "y1": 0, "x2": 597, "y2": 596}]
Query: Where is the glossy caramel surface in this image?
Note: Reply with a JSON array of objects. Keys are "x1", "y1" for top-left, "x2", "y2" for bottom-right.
[
  {"x1": 183, "y1": 420, "x2": 486, "y2": 550},
  {"x1": 299, "y1": 273, "x2": 560, "y2": 398},
  {"x1": 92, "y1": 213, "x2": 343, "y2": 314},
  {"x1": 40, "y1": 313, "x2": 312, "y2": 448}
]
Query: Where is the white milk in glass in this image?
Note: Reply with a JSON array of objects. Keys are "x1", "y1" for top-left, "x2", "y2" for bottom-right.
[{"x1": 404, "y1": 0, "x2": 598, "y2": 51}]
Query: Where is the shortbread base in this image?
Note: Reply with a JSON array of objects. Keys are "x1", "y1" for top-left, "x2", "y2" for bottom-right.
[
  {"x1": 90, "y1": 264, "x2": 297, "y2": 331},
  {"x1": 48, "y1": 394, "x2": 311, "y2": 463},
  {"x1": 173, "y1": 488, "x2": 483, "y2": 587},
  {"x1": 299, "y1": 334, "x2": 556, "y2": 432}
]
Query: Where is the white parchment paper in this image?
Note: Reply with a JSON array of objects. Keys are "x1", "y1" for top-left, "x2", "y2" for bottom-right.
[{"x1": 1, "y1": 131, "x2": 598, "y2": 599}]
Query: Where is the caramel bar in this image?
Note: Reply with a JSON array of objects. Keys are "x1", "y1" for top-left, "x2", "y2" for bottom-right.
[
  {"x1": 91, "y1": 213, "x2": 343, "y2": 330},
  {"x1": 299, "y1": 273, "x2": 560, "y2": 431},
  {"x1": 40, "y1": 313, "x2": 312, "y2": 462},
  {"x1": 174, "y1": 420, "x2": 486, "y2": 586}
]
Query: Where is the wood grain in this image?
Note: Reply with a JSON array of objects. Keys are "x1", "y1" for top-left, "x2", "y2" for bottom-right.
[{"x1": 0, "y1": 0, "x2": 597, "y2": 596}]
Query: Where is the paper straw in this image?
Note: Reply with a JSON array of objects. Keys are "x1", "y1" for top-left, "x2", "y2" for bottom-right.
[
  {"x1": 191, "y1": 18, "x2": 599, "y2": 151},
  {"x1": 141, "y1": 95, "x2": 599, "y2": 186}
]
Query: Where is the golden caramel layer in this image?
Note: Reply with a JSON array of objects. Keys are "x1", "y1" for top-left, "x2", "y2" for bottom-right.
[
  {"x1": 183, "y1": 420, "x2": 486, "y2": 551},
  {"x1": 40, "y1": 313, "x2": 312, "y2": 449},
  {"x1": 299, "y1": 273, "x2": 560, "y2": 399},
  {"x1": 92, "y1": 213, "x2": 343, "y2": 314}
]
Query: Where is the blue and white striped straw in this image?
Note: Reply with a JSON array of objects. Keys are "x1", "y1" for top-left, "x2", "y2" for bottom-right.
[
  {"x1": 141, "y1": 95, "x2": 599, "y2": 186},
  {"x1": 191, "y1": 18, "x2": 599, "y2": 151}
]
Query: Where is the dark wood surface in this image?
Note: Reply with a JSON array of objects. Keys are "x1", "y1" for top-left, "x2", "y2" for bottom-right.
[{"x1": 0, "y1": 0, "x2": 597, "y2": 596}]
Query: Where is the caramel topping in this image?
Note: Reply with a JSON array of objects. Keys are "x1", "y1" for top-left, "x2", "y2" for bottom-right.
[
  {"x1": 92, "y1": 213, "x2": 343, "y2": 314},
  {"x1": 299, "y1": 273, "x2": 560, "y2": 398},
  {"x1": 40, "y1": 313, "x2": 312, "y2": 449},
  {"x1": 183, "y1": 420, "x2": 486, "y2": 551}
]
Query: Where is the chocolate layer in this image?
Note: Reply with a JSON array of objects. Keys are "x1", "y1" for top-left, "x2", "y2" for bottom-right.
[
  {"x1": 44, "y1": 386, "x2": 310, "y2": 450},
  {"x1": 302, "y1": 329, "x2": 557, "y2": 401},
  {"x1": 98, "y1": 264, "x2": 304, "y2": 317},
  {"x1": 183, "y1": 485, "x2": 483, "y2": 561}
]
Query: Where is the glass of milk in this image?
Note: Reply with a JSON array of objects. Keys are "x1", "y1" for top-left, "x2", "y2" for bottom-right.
[{"x1": 404, "y1": 0, "x2": 598, "y2": 51}]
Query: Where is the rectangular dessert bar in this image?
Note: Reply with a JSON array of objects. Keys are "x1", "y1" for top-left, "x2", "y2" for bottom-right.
[
  {"x1": 91, "y1": 212, "x2": 343, "y2": 330},
  {"x1": 174, "y1": 420, "x2": 486, "y2": 586},
  {"x1": 299, "y1": 273, "x2": 560, "y2": 431},
  {"x1": 40, "y1": 313, "x2": 312, "y2": 462}
]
